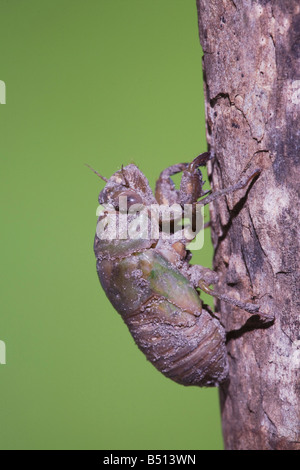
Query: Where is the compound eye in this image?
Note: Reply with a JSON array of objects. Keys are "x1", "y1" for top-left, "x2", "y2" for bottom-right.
[
  {"x1": 117, "y1": 191, "x2": 144, "y2": 212},
  {"x1": 127, "y1": 193, "x2": 143, "y2": 207}
]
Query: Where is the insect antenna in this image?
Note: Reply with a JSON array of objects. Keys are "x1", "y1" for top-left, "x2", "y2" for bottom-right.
[
  {"x1": 121, "y1": 164, "x2": 130, "y2": 187},
  {"x1": 84, "y1": 163, "x2": 108, "y2": 182}
]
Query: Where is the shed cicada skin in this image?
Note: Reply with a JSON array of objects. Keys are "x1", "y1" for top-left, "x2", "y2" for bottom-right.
[{"x1": 92, "y1": 153, "x2": 265, "y2": 386}]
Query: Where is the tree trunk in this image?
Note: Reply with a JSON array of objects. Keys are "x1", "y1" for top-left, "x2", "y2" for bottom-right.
[{"x1": 196, "y1": 0, "x2": 300, "y2": 450}]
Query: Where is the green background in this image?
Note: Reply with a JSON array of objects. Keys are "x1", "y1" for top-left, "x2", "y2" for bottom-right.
[{"x1": 0, "y1": 0, "x2": 223, "y2": 450}]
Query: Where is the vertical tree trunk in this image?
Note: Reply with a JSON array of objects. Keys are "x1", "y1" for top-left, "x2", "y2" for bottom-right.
[{"x1": 196, "y1": 0, "x2": 300, "y2": 450}]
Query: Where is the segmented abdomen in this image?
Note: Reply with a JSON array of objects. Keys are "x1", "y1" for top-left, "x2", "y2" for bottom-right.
[{"x1": 96, "y1": 248, "x2": 228, "y2": 386}]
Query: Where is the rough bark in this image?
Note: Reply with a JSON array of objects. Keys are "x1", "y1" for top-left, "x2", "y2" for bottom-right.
[{"x1": 196, "y1": 0, "x2": 300, "y2": 450}]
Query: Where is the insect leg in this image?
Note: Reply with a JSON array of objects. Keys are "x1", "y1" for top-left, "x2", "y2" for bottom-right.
[
  {"x1": 179, "y1": 152, "x2": 211, "y2": 205},
  {"x1": 155, "y1": 162, "x2": 188, "y2": 205},
  {"x1": 198, "y1": 280, "x2": 273, "y2": 322},
  {"x1": 195, "y1": 169, "x2": 261, "y2": 208},
  {"x1": 188, "y1": 265, "x2": 219, "y2": 287}
]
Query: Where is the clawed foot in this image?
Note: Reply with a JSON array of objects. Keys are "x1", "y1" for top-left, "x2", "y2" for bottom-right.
[{"x1": 198, "y1": 280, "x2": 274, "y2": 323}]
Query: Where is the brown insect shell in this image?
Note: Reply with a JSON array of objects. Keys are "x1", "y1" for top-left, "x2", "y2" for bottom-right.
[{"x1": 94, "y1": 164, "x2": 228, "y2": 387}]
